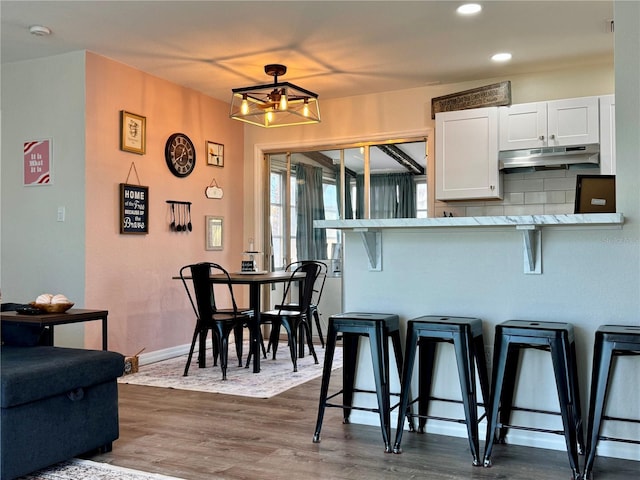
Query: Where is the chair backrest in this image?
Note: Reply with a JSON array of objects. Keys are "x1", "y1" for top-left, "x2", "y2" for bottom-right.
[
  {"x1": 278, "y1": 261, "x2": 323, "y2": 315},
  {"x1": 179, "y1": 262, "x2": 238, "y2": 321},
  {"x1": 285, "y1": 260, "x2": 328, "y2": 307}
]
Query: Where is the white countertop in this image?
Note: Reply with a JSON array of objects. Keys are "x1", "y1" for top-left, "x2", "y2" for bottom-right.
[{"x1": 314, "y1": 213, "x2": 624, "y2": 230}]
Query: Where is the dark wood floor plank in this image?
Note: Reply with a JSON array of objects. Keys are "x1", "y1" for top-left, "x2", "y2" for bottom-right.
[{"x1": 88, "y1": 371, "x2": 639, "y2": 480}]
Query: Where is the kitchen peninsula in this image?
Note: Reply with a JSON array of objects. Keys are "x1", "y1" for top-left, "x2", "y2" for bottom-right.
[
  {"x1": 315, "y1": 211, "x2": 638, "y2": 464},
  {"x1": 317, "y1": 213, "x2": 624, "y2": 274}
]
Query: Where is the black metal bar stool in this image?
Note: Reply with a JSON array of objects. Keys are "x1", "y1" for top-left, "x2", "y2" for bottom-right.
[
  {"x1": 583, "y1": 325, "x2": 640, "y2": 480},
  {"x1": 483, "y1": 320, "x2": 585, "y2": 480},
  {"x1": 312, "y1": 312, "x2": 403, "y2": 452},
  {"x1": 392, "y1": 315, "x2": 490, "y2": 466}
]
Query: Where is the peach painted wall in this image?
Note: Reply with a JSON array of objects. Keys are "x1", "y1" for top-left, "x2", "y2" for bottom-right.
[{"x1": 84, "y1": 52, "x2": 244, "y2": 355}]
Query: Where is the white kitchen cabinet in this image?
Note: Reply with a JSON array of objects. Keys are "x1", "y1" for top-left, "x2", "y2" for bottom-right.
[
  {"x1": 435, "y1": 107, "x2": 502, "y2": 200},
  {"x1": 599, "y1": 94, "x2": 616, "y2": 175},
  {"x1": 499, "y1": 96, "x2": 600, "y2": 151}
]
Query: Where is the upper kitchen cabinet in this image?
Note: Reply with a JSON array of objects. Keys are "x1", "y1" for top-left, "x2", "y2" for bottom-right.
[
  {"x1": 599, "y1": 94, "x2": 615, "y2": 175},
  {"x1": 435, "y1": 107, "x2": 502, "y2": 201},
  {"x1": 499, "y1": 96, "x2": 600, "y2": 151}
]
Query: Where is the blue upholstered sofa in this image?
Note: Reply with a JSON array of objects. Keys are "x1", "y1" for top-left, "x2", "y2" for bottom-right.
[{"x1": 1, "y1": 308, "x2": 124, "y2": 480}]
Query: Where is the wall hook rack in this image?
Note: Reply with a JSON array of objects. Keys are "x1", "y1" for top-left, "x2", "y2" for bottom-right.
[{"x1": 166, "y1": 200, "x2": 193, "y2": 233}]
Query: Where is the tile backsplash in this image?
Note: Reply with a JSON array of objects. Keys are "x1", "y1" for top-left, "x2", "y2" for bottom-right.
[{"x1": 434, "y1": 167, "x2": 599, "y2": 217}]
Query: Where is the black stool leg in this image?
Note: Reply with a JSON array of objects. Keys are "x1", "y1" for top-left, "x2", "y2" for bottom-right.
[
  {"x1": 550, "y1": 336, "x2": 581, "y2": 480},
  {"x1": 453, "y1": 329, "x2": 482, "y2": 466},
  {"x1": 390, "y1": 330, "x2": 404, "y2": 384},
  {"x1": 569, "y1": 339, "x2": 585, "y2": 455},
  {"x1": 369, "y1": 321, "x2": 392, "y2": 452},
  {"x1": 497, "y1": 344, "x2": 520, "y2": 443},
  {"x1": 483, "y1": 333, "x2": 510, "y2": 467},
  {"x1": 417, "y1": 338, "x2": 437, "y2": 433},
  {"x1": 583, "y1": 335, "x2": 614, "y2": 480},
  {"x1": 342, "y1": 333, "x2": 360, "y2": 424},
  {"x1": 393, "y1": 325, "x2": 419, "y2": 453},
  {"x1": 313, "y1": 322, "x2": 338, "y2": 443},
  {"x1": 473, "y1": 334, "x2": 491, "y2": 415}
]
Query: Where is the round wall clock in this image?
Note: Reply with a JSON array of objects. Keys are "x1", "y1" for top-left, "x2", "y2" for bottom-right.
[{"x1": 165, "y1": 133, "x2": 196, "y2": 177}]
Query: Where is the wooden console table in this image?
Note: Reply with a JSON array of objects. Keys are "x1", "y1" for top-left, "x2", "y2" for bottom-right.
[{"x1": 1, "y1": 309, "x2": 109, "y2": 350}]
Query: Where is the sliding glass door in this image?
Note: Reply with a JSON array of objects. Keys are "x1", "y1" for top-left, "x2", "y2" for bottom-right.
[{"x1": 266, "y1": 138, "x2": 427, "y2": 270}]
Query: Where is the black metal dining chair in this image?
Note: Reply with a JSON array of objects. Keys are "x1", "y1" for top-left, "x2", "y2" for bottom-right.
[
  {"x1": 259, "y1": 261, "x2": 322, "y2": 372},
  {"x1": 267, "y1": 260, "x2": 328, "y2": 353},
  {"x1": 179, "y1": 262, "x2": 251, "y2": 380}
]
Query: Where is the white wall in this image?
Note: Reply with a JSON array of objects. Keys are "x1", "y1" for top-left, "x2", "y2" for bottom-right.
[{"x1": 1, "y1": 51, "x2": 87, "y2": 345}]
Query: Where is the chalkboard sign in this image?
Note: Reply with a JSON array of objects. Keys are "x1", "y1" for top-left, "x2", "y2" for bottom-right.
[{"x1": 120, "y1": 183, "x2": 149, "y2": 234}]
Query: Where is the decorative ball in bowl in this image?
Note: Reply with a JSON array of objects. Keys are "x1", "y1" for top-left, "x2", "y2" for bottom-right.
[{"x1": 30, "y1": 302, "x2": 74, "y2": 313}]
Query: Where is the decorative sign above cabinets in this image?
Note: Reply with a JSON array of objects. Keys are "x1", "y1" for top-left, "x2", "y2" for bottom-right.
[{"x1": 431, "y1": 81, "x2": 511, "y2": 119}]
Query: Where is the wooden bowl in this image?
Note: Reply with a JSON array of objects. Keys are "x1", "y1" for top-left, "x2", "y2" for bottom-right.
[{"x1": 30, "y1": 302, "x2": 74, "y2": 313}]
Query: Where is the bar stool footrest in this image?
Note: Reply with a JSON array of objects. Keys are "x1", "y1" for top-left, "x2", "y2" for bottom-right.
[
  {"x1": 497, "y1": 422, "x2": 566, "y2": 436},
  {"x1": 597, "y1": 435, "x2": 640, "y2": 444},
  {"x1": 406, "y1": 398, "x2": 488, "y2": 426},
  {"x1": 323, "y1": 388, "x2": 402, "y2": 414}
]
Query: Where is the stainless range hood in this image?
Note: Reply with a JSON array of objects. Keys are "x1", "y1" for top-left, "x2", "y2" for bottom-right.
[{"x1": 499, "y1": 144, "x2": 600, "y2": 173}]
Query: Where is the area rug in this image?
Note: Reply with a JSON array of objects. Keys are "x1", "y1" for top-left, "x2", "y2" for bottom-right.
[
  {"x1": 19, "y1": 458, "x2": 184, "y2": 480},
  {"x1": 119, "y1": 344, "x2": 342, "y2": 398}
]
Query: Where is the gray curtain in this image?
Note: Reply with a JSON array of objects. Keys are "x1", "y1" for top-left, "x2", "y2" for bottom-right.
[
  {"x1": 356, "y1": 173, "x2": 416, "y2": 219},
  {"x1": 296, "y1": 164, "x2": 327, "y2": 260},
  {"x1": 356, "y1": 175, "x2": 365, "y2": 219},
  {"x1": 336, "y1": 174, "x2": 354, "y2": 219}
]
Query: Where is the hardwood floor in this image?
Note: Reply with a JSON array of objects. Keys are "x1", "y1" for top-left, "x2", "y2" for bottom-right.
[{"x1": 90, "y1": 371, "x2": 638, "y2": 480}]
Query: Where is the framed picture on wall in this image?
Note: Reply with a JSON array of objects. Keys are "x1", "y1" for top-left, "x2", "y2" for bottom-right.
[
  {"x1": 207, "y1": 141, "x2": 224, "y2": 167},
  {"x1": 24, "y1": 139, "x2": 52, "y2": 186},
  {"x1": 205, "y1": 216, "x2": 223, "y2": 250},
  {"x1": 120, "y1": 111, "x2": 146, "y2": 155},
  {"x1": 119, "y1": 183, "x2": 149, "y2": 234}
]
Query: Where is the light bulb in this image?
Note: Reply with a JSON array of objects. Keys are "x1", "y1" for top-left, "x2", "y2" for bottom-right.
[
  {"x1": 241, "y1": 95, "x2": 249, "y2": 115},
  {"x1": 303, "y1": 100, "x2": 310, "y2": 117},
  {"x1": 279, "y1": 92, "x2": 288, "y2": 111},
  {"x1": 266, "y1": 111, "x2": 273, "y2": 124}
]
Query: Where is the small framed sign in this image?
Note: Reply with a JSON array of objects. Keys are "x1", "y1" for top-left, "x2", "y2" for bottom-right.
[
  {"x1": 120, "y1": 183, "x2": 149, "y2": 234},
  {"x1": 120, "y1": 111, "x2": 146, "y2": 155},
  {"x1": 205, "y1": 216, "x2": 223, "y2": 250},
  {"x1": 431, "y1": 81, "x2": 511, "y2": 119},
  {"x1": 207, "y1": 141, "x2": 224, "y2": 167},
  {"x1": 24, "y1": 139, "x2": 52, "y2": 186}
]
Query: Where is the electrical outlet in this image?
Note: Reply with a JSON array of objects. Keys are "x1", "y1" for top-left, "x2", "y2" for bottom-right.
[{"x1": 57, "y1": 206, "x2": 65, "y2": 222}]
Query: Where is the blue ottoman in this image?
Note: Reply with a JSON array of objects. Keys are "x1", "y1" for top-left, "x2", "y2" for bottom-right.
[{"x1": 1, "y1": 345, "x2": 124, "y2": 480}]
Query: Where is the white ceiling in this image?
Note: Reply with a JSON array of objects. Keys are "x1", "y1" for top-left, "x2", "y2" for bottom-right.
[
  {"x1": 1, "y1": 1, "x2": 614, "y2": 103},
  {"x1": 1, "y1": 1, "x2": 614, "y2": 174}
]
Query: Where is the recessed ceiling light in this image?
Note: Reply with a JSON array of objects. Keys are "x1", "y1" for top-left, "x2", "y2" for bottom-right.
[
  {"x1": 457, "y1": 4, "x2": 482, "y2": 15},
  {"x1": 29, "y1": 25, "x2": 52, "y2": 36},
  {"x1": 491, "y1": 52, "x2": 512, "y2": 62}
]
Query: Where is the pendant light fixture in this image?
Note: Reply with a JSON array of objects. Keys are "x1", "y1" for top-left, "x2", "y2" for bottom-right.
[{"x1": 230, "y1": 64, "x2": 320, "y2": 128}]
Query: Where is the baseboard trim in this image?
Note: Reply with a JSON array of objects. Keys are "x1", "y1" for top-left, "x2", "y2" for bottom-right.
[
  {"x1": 138, "y1": 343, "x2": 191, "y2": 366},
  {"x1": 350, "y1": 412, "x2": 640, "y2": 463}
]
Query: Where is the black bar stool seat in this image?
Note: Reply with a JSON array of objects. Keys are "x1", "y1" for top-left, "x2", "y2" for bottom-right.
[
  {"x1": 312, "y1": 312, "x2": 403, "y2": 452},
  {"x1": 483, "y1": 320, "x2": 585, "y2": 480},
  {"x1": 584, "y1": 324, "x2": 640, "y2": 480},
  {"x1": 393, "y1": 315, "x2": 490, "y2": 466}
]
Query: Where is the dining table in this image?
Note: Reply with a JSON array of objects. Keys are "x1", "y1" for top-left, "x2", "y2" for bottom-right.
[{"x1": 178, "y1": 270, "x2": 306, "y2": 373}]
